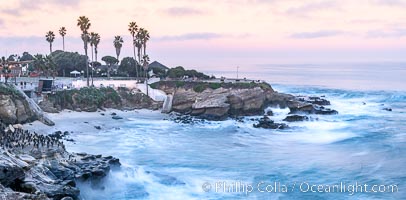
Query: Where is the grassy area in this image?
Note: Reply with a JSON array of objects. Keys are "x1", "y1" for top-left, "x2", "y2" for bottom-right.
[{"x1": 150, "y1": 81, "x2": 273, "y2": 93}]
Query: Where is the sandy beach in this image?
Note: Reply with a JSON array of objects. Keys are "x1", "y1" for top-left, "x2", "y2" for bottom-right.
[{"x1": 23, "y1": 109, "x2": 166, "y2": 136}]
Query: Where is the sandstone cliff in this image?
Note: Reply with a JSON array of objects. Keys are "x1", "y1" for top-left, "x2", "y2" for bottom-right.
[{"x1": 0, "y1": 84, "x2": 37, "y2": 124}]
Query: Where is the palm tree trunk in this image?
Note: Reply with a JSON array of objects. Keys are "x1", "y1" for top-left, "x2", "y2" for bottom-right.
[
  {"x1": 132, "y1": 39, "x2": 138, "y2": 80},
  {"x1": 85, "y1": 44, "x2": 89, "y2": 87},
  {"x1": 91, "y1": 45, "x2": 94, "y2": 86},
  {"x1": 62, "y1": 36, "x2": 65, "y2": 51},
  {"x1": 49, "y1": 43, "x2": 52, "y2": 54},
  {"x1": 143, "y1": 42, "x2": 146, "y2": 56},
  {"x1": 137, "y1": 48, "x2": 142, "y2": 77},
  {"x1": 95, "y1": 47, "x2": 98, "y2": 62}
]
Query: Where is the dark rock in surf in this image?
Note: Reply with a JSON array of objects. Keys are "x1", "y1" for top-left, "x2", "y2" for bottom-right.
[
  {"x1": 253, "y1": 116, "x2": 288, "y2": 129},
  {"x1": 297, "y1": 96, "x2": 331, "y2": 106},
  {"x1": 112, "y1": 116, "x2": 123, "y2": 120},
  {"x1": 289, "y1": 104, "x2": 338, "y2": 115},
  {"x1": 283, "y1": 115, "x2": 309, "y2": 122},
  {"x1": 383, "y1": 108, "x2": 392, "y2": 112}
]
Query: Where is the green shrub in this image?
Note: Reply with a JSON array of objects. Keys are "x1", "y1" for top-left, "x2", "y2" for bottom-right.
[
  {"x1": 175, "y1": 81, "x2": 185, "y2": 88},
  {"x1": 0, "y1": 84, "x2": 24, "y2": 98},
  {"x1": 149, "y1": 82, "x2": 159, "y2": 89},
  {"x1": 193, "y1": 84, "x2": 206, "y2": 93},
  {"x1": 208, "y1": 82, "x2": 221, "y2": 90}
]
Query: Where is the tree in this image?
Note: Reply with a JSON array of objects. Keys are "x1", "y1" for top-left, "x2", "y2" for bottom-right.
[
  {"x1": 77, "y1": 16, "x2": 91, "y2": 86},
  {"x1": 141, "y1": 54, "x2": 150, "y2": 78},
  {"x1": 113, "y1": 35, "x2": 124, "y2": 61},
  {"x1": 33, "y1": 54, "x2": 46, "y2": 77},
  {"x1": 6, "y1": 55, "x2": 17, "y2": 62},
  {"x1": 139, "y1": 28, "x2": 150, "y2": 56},
  {"x1": 20, "y1": 52, "x2": 34, "y2": 61},
  {"x1": 141, "y1": 54, "x2": 150, "y2": 95},
  {"x1": 59, "y1": 27, "x2": 67, "y2": 51},
  {"x1": 135, "y1": 35, "x2": 142, "y2": 63},
  {"x1": 0, "y1": 56, "x2": 11, "y2": 84},
  {"x1": 91, "y1": 33, "x2": 100, "y2": 62},
  {"x1": 45, "y1": 31, "x2": 55, "y2": 54},
  {"x1": 128, "y1": 21, "x2": 139, "y2": 79},
  {"x1": 118, "y1": 57, "x2": 137, "y2": 77},
  {"x1": 44, "y1": 55, "x2": 57, "y2": 78},
  {"x1": 167, "y1": 66, "x2": 186, "y2": 79},
  {"x1": 50, "y1": 50, "x2": 87, "y2": 77},
  {"x1": 101, "y1": 56, "x2": 118, "y2": 79},
  {"x1": 90, "y1": 32, "x2": 99, "y2": 84}
]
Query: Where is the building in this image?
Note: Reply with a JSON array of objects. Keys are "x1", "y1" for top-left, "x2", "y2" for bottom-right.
[{"x1": 0, "y1": 60, "x2": 33, "y2": 78}]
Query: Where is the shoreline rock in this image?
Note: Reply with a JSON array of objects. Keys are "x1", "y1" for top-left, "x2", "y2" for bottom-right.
[
  {"x1": 38, "y1": 87, "x2": 163, "y2": 115},
  {"x1": 0, "y1": 120, "x2": 120, "y2": 199},
  {"x1": 253, "y1": 116, "x2": 289, "y2": 129},
  {"x1": 283, "y1": 115, "x2": 309, "y2": 122}
]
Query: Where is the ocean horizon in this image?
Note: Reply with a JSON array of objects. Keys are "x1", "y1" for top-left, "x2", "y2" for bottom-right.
[{"x1": 206, "y1": 62, "x2": 406, "y2": 91}]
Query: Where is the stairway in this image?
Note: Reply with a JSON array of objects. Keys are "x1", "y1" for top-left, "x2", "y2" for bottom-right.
[{"x1": 161, "y1": 94, "x2": 173, "y2": 113}]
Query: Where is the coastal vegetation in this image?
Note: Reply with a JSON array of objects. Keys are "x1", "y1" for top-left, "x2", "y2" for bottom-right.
[
  {"x1": 40, "y1": 86, "x2": 162, "y2": 113},
  {"x1": 150, "y1": 80, "x2": 272, "y2": 93},
  {"x1": 51, "y1": 50, "x2": 87, "y2": 77},
  {"x1": 0, "y1": 83, "x2": 24, "y2": 98}
]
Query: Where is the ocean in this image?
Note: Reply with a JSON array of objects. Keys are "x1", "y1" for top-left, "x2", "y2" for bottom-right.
[{"x1": 65, "y1": 63, "x2": 406, "y2": 199}]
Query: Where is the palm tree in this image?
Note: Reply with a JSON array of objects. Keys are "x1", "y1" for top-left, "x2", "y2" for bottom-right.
[
  {"x1": 59, "y1": 27, "x2": 67, "y2": 51},
  {"x1": 135, "y1": 35, "x2": 143, "y2": 63},
  {"x1": 77, "y1": 16, "x2": 91, "y2": 86},
  {"x1": 142, "y1": 54, "x2": 150, "y2": 96},
  {"x1": 140, "y1": 28, "x2": 150, "y2": 56},
  {"x1": 113, "y1": 35, "x2": 124, "y2": 61},
  {"x1": 45, "y1": 31, "x2": 55, "y2": 54},
  {"x1": 92, "y1": 33, "x2": 100, "y2": 62},
  {"x1": 90, "y1": 32, "x2": 98, "y2": 85},
  {"x1": 128, "y1": 21, "x2": 139, "y2": 79}
]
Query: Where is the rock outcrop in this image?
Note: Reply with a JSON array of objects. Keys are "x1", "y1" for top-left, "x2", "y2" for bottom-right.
[
  {"x1": 0, "y1": 84, "x2": 38, "y2": 125},
  {"x1": 283, "y1": 115, "x2": 309, "y2": 122},
  {"x1": 169, "y1": 87, "x2": 269, "y2": 120},
  {"x1": 0, "y1": 120, "x2": 120, "y2": 200},
  {"x1": 39, "y1": 87, "x2": 162, "y2": 113},
  {"x1": 153, "y1": 81, "x2": 338, "y2": 120}
]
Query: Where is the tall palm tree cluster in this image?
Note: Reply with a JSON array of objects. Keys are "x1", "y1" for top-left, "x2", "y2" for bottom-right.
[
  {"x1": 128, "y1": 21, "x2": 150, "y2": 79},
  {"x1": 42, "y1": 16, "x2": 151, "y2": 87}
]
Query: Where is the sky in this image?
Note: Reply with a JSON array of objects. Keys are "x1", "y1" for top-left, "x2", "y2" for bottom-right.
[{"x1": 0, "y1": 0, "x2": 406, "y2": 71}]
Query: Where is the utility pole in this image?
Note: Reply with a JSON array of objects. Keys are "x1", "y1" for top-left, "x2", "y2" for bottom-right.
[{"x1": 237, "y1": 66, "x2": 239, "y2": 80}]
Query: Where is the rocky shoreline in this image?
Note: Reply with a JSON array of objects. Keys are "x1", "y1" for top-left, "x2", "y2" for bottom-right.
[
  {"x1": 153, "y1": 81, "x2": 338, "y2": 121},
  {"x1": 0, "y1": 120, "x2": 120, "y2": 200},
  {"x1": 0, "y1": 81, "x2": 340, "y2": 199}
]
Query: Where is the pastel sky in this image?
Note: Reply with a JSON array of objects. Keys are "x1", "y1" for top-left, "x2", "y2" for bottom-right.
[{"x1": 1, "y1": 0, "x2": 406, "y2": 70}]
